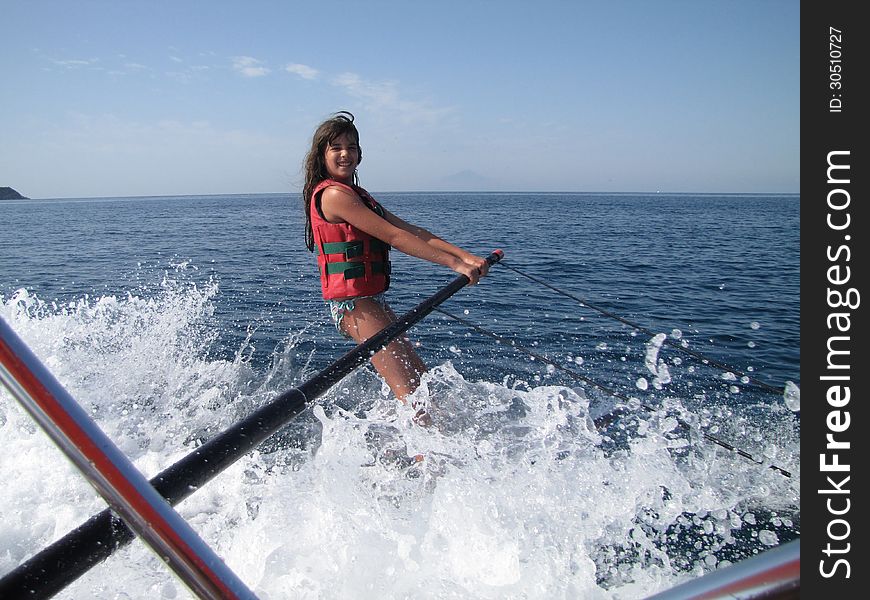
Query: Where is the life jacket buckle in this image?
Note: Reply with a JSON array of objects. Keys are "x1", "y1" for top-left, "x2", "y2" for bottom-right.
[
  {"x1": 342, "y1": 263, "x2": 366, "y2": 280},
  {"x1": 343, "y1": 242, "x2": 364, "y2": 259}
]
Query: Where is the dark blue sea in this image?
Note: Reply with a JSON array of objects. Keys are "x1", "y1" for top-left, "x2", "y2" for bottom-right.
[{"x1": 0, "y1": 193, "x2": 800, "y2": 599}]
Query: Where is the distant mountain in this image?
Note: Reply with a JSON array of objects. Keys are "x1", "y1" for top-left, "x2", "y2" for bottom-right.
[{"x1": 1, "y1": 187, "x2": 28, "y2": 200}]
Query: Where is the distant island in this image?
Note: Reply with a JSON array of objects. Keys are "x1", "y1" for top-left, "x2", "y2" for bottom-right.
[{"x1": 1, "y1": 187, "x2": 28, "y2": 200}]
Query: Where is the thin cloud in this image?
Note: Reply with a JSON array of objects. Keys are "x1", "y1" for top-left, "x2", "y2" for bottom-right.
[
  {"x1": 50, "y1": 58, "x2": 99, "y2": 69},
  {"x1": 332, "y1": 72, "x2": 451, "y2": 125},
  {"x1": 333, "y1": 72, "x2": 397, "y2": 105},
  {"x1": 166, "y1": 70, "x2": 194, "y2": 84},
  {"x1": 232, "y1": 56, "x2": 270, "y2": 77},
  {"x1": 285, "y1": 63, "x2": 318, "y2": 80}
]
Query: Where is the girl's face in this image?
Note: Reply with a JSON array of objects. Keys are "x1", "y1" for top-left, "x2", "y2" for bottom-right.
[{"x1": 324, "y1": 133, "x2": 360, "y2": 183}]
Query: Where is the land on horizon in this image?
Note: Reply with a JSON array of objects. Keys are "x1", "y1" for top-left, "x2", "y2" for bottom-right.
[{"x1": 0, "y1": 187, "x2": 28, "y2": 200}]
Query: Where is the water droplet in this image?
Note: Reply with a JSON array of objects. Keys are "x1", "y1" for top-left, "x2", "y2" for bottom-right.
[
  {"x1": 758, "y1": 530, "x2": 779, "y2": 546},
  {"x1": 783, "y1": 381, "x2": 800, "y2": 411}
]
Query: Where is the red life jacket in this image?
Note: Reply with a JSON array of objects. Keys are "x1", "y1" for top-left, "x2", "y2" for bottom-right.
[{"x1": 310, "y1": 179, "x2": 391, "y2": 300}]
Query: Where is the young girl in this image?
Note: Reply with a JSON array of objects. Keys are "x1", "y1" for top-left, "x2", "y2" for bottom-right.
[{"x1": 303, "y1": 111, "x2": 489, "y2": 422}]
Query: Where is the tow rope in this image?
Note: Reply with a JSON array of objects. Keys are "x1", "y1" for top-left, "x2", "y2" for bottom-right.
[
  {"x1": 499, "y1": 260, "x2": 792, "y2": 397},
  {"x1": 434, "y1": 307, "x2": 793, "y2": 478}
]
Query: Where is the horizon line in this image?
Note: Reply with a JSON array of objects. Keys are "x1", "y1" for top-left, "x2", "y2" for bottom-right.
[{"x1": 8, "y1": 189, "x2": 801, "y2": 201}]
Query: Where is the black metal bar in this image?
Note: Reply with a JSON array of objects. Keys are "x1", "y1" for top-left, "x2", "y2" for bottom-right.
[{"x1": 0, "y1": 250, "x2": 504, "y2": 599}]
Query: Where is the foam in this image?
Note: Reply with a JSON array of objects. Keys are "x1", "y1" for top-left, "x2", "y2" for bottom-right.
[{"x1": 0, "y1": 284, "x2": 800, "y2": 599}]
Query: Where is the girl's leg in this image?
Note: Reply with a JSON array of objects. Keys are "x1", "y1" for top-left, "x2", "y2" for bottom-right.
[{"x1": 339, "y1": 297, "x2": 428, "y2": 401}]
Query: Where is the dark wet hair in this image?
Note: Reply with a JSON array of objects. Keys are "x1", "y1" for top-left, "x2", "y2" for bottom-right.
[{"x1": 302, "y1": 111, "x2": 362, "y2": 251}]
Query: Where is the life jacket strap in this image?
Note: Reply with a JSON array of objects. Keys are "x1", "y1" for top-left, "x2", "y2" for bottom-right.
[
  {"x1": 324, "y1": 261, "x2": 390, "y2": 280},
  {"x1": 315, "y1": 239, "x2": 389, "y2": 258}
]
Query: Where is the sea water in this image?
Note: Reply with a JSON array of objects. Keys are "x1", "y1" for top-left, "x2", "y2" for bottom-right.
[{"x1": 0, "y1": 193, "x2": 799, "y2": 598}]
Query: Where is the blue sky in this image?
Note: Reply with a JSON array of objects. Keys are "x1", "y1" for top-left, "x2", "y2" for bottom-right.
[{"x1": 2, "y1": 0, "x2": 799, "y2": 198}]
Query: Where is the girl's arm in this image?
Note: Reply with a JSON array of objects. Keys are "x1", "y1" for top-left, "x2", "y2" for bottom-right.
[
  {"x1": 320, "y1": 187, "x2": 486, "y2": 283},
  {"x1": 380, "y1": 207, "x2": 490, "y2": 277}
]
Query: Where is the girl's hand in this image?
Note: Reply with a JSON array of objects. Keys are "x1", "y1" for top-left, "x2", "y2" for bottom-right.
[
  {"x1": 463, "y1": 254, "x2": 490, "y2": 278},
  {"x1": 452, "y1": 260, "x2": 481, "y2": 285}
]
